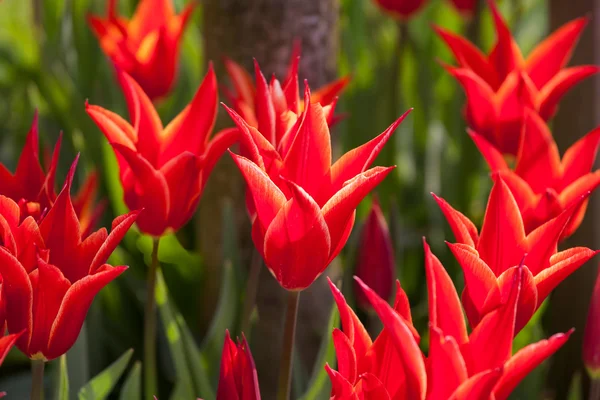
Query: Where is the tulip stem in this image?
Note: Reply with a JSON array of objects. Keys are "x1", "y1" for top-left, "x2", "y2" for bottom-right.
[
  {"x1": 144, "y1": 237, "x2": 160, "y2": 400},
  {"x1": 30, "y1": 359, "x2": 44, "y2": 400},
  {"x1": 591, "y1": 379, "x2": 600, "y2": 400},
  {"x1": 277, "y1": 290, "x2": 301, "y2": 400},
  {"x1": 241, "y1": 249, "x2": 262, "y2": 336}
]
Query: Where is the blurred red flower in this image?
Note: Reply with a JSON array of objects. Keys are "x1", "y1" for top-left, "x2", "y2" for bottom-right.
[
  {"x1": 373, "y1": 0, "x2": 428, "y2": 20},
  {"x1": 472, "y1": 108, "x2": 600, "y2": 239},
  {"x1": 436, "y1": 1, "x2": 598, "y2": 154},
  {"x1": 88, "y1": 0, "x2": 195, "y2": 100},
  {"x1": 449, "y1": 0, "x2": 477, "y2": 15},
  {"x1": 434, "y1": 177, "x2": 598, "y2": 331},
  {"x1": 216, "y1": 331, "x2": 261, "y2": 400},
  {"x1": 225, "y1": 85, "x2": 409, "y2": 290},
  {"x1": 87, "y1": 67, "x2": 239, "y2": 236},
  {"x1": 0, "y1": 159, "x2": 138, "y2": 360}
]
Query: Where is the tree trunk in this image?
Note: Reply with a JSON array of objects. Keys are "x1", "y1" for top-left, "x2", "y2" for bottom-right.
[
  {"x1": 545, "y1": 0, "x2": 600, "y2": 397},
  {"x1": 201, "y1": 1, "x2": 339, "y2": 398}
]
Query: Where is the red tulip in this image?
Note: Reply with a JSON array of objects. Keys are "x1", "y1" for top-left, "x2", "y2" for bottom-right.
[
  {"x1": 0, "y1": 159, "x2": 138, "y2": 360},
  {"x1": 223, "y1": 46, "x2": 350, "y2": 148},
  {"x1": 0, "y1": 114, "x2": 103, "y2": 236},
  {"x1": 353, "y1": 198, "x2": 395, "y2": 309},
  {"x1": 435, "y1": 1, "x2": 599, "y2": 154},
  {"x1": 472, "y1": 108, "x2": 600, "y2": 239},
  {"x1": 0, "y1": 331, "x2": 22, "y2": 398},
  {"x1": 433, "y1": 177, "x2": 598, "y2": 330},
  {"x1": 327, "y1": 244, "x2": 571, "y2": 400},
  {"x1": 87, "y1": 0, "x2": 195, "y2": 100},
  {"x1": 216, "y1": 331, "x2": 261, "y2": 400},
  {"x1": 87, "y1": 67, "x2": 239, "y2": 236},
  {"x1": 584, "y1": 267, "x2": 600, "y2": 379},
  {"x1": 372, "y1": 0, "x2": 428, "y2": 20},
  {"x1": 225, "y1": 85, "x2": 408, "y2": 290},
  {"x1": 448, "y1": 0, "x2": 477, "y2": 16}
]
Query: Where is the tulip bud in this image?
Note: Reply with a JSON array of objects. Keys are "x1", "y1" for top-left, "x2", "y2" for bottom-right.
[
  {"x1": 449, "y1": 0, "x2": 477, "y2": 16},
  {"x1": 353, "y1": 199, "x2": 395, "y2": 310},
  {"x1": 584, "y1": 268, "x2": 600, "y2": 378},
  {"x1": 217, "y1": 331, "x2": 261, "y2": 400},
  {"x1": 373, "y1": 0, "x2": 428, "y2": 20}
]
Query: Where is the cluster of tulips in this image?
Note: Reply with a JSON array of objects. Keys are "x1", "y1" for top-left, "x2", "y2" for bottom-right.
[{"x1": 1, "y1": 0, "x2": 600, "y2": 399}]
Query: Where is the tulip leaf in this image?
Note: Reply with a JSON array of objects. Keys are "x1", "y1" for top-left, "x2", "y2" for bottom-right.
[
  {"x1": 119, "y1": 361, "x2": 141, "y2": 400},
  {"x1": 78, "y1": 349, "x2": 134, "y2": 400},
  {"x1": 155, "y1": 270, "x2": 214, "y2": 400},
  {"x1": 53, "y1": 354, "x2": 69, "y2": 400},
  {"x1": 299, "y1": 303, "x2": 339, "y2": 400}
]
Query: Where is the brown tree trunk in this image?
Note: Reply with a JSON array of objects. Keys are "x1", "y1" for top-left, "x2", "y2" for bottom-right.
[
  {"x1": 201, "y1": 1, "x2": 340, "y2": 398},
  {"x1": 545, "y1": 0, "x2": 600, "y2": 398}
]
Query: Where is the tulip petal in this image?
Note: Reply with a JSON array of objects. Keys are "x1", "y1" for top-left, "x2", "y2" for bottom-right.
[
  {"x1": 431, "y1": 193, "x2": 479, "y2": 247},
  {"x1": 424, "y1": 239, "x2": 468, "y2": 344},
  {"x1": 448, "y1": 368, "x2": 503, "y2": 400},
  {"x1": 89, "y1": 210, "x2": 139, "y2": 274},
  {"x1": 560, "y1": 127, "x2": 600, "y2": 186},
  {"x1": 201, "y1": 127, "x2": 241, "y2": 191},
  {"x1": 469, "y1": 130, "x2": 508, "y2": 171},
  {"x1": 493, "y1": 330, "x2": 571, "y2": 400},
  {"x1": 427, "y1": 326, "x2": 468, "y2": 400},
  {"x1": 494, "y1": 266, "x2": 537, "y2": 334},
  {"x1": 559, "y1": 173, "x2": 600, "y2": 239},
  {"x1": 488, "y1": 0, "x2": 523, "y2": 81},
  {"x1": 252, "y1": 60, "x2": 276, "y2": 145},
  {"x1": 311, "y1": 75, "x2": 351, "y2": 109},
  {"x1": 47, "y1": 265, "x2": 127, "y2": 360},
  {"x1": 263, "y1": 182, "x2": 331, "y2": 290},
  {"x1": 333, "y1": 329, "x2": 358, "y2": 384},
  {"x1": 0, "y1": 331, "x2": 22, "y2": 366},
  {"x1": 224, "y1": 57, "x2": 255, "y2": 110},
  {"x1": 355, "y1": 277, "x2": 427, "y2": 400},
  {"x1": 86, "y1": 102, "x2": 137, "y2": 150},
  {"x1": 326, "y1": 364, "x2": 357, "y2": 399},
  {"x1": 216, "y1": 331, "x2": 241, "y2": 400}
]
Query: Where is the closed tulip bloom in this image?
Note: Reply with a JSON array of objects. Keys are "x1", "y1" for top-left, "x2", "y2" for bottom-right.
[
  {"x1": 226, "y1": 84, "x2": 408, "y2": 290},
  {"x1": 0, "y1": 113, "x2": 103, "y2": 236},
  {"x1": 88, "y1": 0, "x2": 194, "y2": 100},
  {"x1": 472, "y1": 109, "x2": 600, "y2": 239},
  {"x1": 216, "y1": 331, "x2": 261, "y2": 400},
  {"x1": 0, "y1": 159, "x2": 138, "y2": 360},
  {"x1": 449, "y1": 0, "x2": 477, "y2": 16},
  {"x1": 584, "y1": 268, "x2": 600, "y2": 379},
  {"x1": 87, "y1": 67, "x2": 238, "y2": 236},
  {"x1": 373, "y1": 0, "x2": 428, "y2": 20},
  {"x1": 353, "y1": 198, "x2": 395, "y2": 309},
  {"x1": 434, "y1": 178, "x2": 598, "y2": 331},
  {"x1": 435, "y1": 1, "x2": 599, "y2": 154}
]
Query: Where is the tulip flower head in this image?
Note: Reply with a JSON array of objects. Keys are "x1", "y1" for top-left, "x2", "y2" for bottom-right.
[
  {"x1": 472, "y1": 108, "x2": 600, "y2": 239},
  {"x1": 88, "y1": 0, "x2": 195, "y2": 100},
  {"x1": 0, "y1": 114, "x2": 104, "y2": 236},
  {"x1": 0, "y1": 159, "x2": 138, "y2": 361},
  {"x1": 226, "y1": 85, "x2": 408, "y2": 290},
  {"x1": 87, "y1": 67, "x2": 239, "y2": 237},
  {"x1": 223, "y1": 48, "x2": 350, "y2": 149},
  {"x1": 435, "y1": 1, "x2": 599, "y2": 154},
  {"x1": 372, "y1": 0, "x2": 428, "y2": 20},
  {"x1": 326, "y1": 241, "x2": 572, "y2": 400},
  {"x1": 449, "y1": 0, "x2": 477, "y2": 16},
  {"x1": 434, "y1": 178, "x2": 598, "y2": 330},
  {"x1": 353, "y1": 198, "x2": 395, "y2": 309},
  {"x1": 584, "y1": 268, "x2": 600, "y2": 379},
  {"x1": 216, "y1": 331, "x2": 261, "y2": 400}
]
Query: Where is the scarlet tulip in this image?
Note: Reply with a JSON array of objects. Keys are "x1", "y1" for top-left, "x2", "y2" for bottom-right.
[
  {"x1": 0, "y1": 159, "x2": 138, "y2": 360},
  {"x1": 434, "y1": 177, "x2": 598, "y2": 330},
  {"x1": 372, "y1": 0, "x2": 428, "y2": 20},
  {"x1": 435, "y1": 1, "x2": 599, "y2": 154},
  {"x1": 224, "y1": 48, "x2": 349, "y2": 148},
  {"x1": 0, "y1": 114, "x2": 103, "y2": 236},
  {"x1": 353, "y1": 198, "x2": 395, "y2": 309},
  {"x1": 471, "y1": 108, "x2": 600, "y2": 239},
  {"x1": 226, "y1": 85, "x2": 408, "y2": 290},
  {"x1": 583, "y1": 268, "x2": 600, "y2": 379},
  {"x1": 87, "y1": 67, "x2": 238, "y2": 236},
  {"x1": 216, "y1": 331, "x2": 261, "y2": 400},
  {"x1": 88, "y1": 0, "x2": 194, "y2": 100},
  {"x1": 327, "y1": 243, "x2": 571, "y2": 400}
]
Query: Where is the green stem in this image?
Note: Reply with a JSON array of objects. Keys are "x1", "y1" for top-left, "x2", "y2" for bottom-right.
[
  {"x1": 240, "y1": 249, "x2": 262, "y2": 336},
  {"x1": 591, "y1": 379, "x2": 600, "y2": 400},
  {"x1": 144, "y1": 237, "x2": 161, "y2": 400},
  {"x1": 276, "y1": 290, "x2": 301, "y2": 400},
  {"x1": 30, "y1": 359, "x2": 45, "y2": 400}
]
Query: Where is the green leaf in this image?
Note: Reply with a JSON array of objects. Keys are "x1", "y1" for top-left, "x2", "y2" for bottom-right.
[
  {"x1": 119, "y1": 361, "x2": 141, "y2": 400},
  {"x1": 299, "y1": 304, "x2": 340, "y2": 400},
  {"x1": 53, "y1": 354, "x2": 69, "y2": 400},
  {"x1": 78, "y1": 349, "x2": 134, "y2": 400}
]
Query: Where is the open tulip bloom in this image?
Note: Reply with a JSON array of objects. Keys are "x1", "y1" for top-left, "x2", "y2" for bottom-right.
[
  {"x1": 88, "y1": 0, "x2": 195, "y2": 100},
  {"x1": 471, "y1": 108, "x2": 600, "y2": 239},
  {"x1": 87, "y1": 66, "x2": 238, "y2": 237},
  {"x1": 0, "y1": 113, "x2": 103, "y2": 237},
  {"x1": 434, "y1": 177, "x2": 598, "y2": 331},
  {"x1": 226, "y1": 84, "x2": 410, "y2": 291},
  {"x1": 0, "y1": 158, "x2": 138, "y2": 361},
  {"x1": 435, "y1": 0, "x2": 599, "y2": 154},
  {"x1": 326, "y1": 240, "x2": 572, "y2": 400}
]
